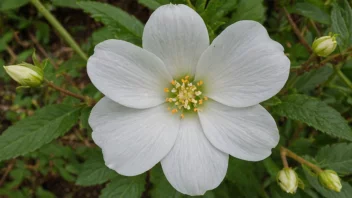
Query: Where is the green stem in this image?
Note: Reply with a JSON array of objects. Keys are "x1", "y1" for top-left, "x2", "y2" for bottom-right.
[
  {"x1": 336, "y1": 68, "x2": 352, "y2": 89},
  {"x1": 30, "y1": 0, "x2": 88, "y2": 61},
  {"x1": 186, "y1": 0, "x2": 195, "y2": 9}
]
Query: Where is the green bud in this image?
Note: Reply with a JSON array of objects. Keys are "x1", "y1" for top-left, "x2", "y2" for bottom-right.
[
  {"x1": 277, "y1": 168, "x2": 298, "y2": 194},
  {"x1": 3, "y1": 63, "x2": 44, "y2": 87},
  {"x1": 318, "y1": 170, "x2": 342, "y2": 192},
  {"x1": 312, "y1": 33, "x2": 337, "y2": 57}
]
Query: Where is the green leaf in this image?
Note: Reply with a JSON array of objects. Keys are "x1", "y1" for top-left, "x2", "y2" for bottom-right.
[
  {"x1": 293, "y1": 2, "x2": 330, "y2": 25},
  {"x1": 230, "y1": 0, "x2": 266, "y2": 24},
  {"x1": 272, "y1": 94, "x2": 352, "y2": 141},
  {"x1": 303, "y1": 166, "x2": 352, "y2": 198},
  {"x1": 76, "y1": 151, "x2": 118, "y2": 186},
  {"x1": 150, "y1": 164, "x2": 184, "y2": 198},
  {"x1": 295, "y1": 65, "x2": 333, "y2": 94},
  {"x1": 138, "y1": 0, "x2": 162, "y2": 10},
  {"x1": 0, "y1": 0, "x2": 29, "y2": 11},
  {"x1": 226, "y1": 157, "x2": 262, "y2": 197},
  {"x1": 52, "y1": 0, "x2": 80, "y2": 9},
  {"x1": 100, "y1": 174, "x2": 146, "y2": 198},
  {"x1": 0, "y1": 105, "x2": 81, "y2": 161},
  {"x1": 78, "y1": 1, "x2": 144, "y2": 45},
  {"x1": 316, "y1": 143, "x2": 352, "y2": 175},
  {"x1": 331, "y1": 0, "x2": 352, "y2": 51}
]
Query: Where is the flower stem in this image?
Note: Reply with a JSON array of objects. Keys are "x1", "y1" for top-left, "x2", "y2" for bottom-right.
[
  {"x1": 30, "y1": 0, "x2": 88, "y2": 61},
  {"x1": 280, "y1": 146, "x2": 323, "y2": 174},
  {"x1": 280, "y1": 147, "x2": 289, "y2": 168},
  {"x1": 45, "y1": 79, "x2": 92, "y2": 103},
  {"x1": 336, "y1": 68, "x2": 352, "y2": 90}
]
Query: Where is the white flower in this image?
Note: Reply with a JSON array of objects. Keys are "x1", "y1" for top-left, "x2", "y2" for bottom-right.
[{"x1": 87, "y1": 4, "x2": 289, "y2": 196}]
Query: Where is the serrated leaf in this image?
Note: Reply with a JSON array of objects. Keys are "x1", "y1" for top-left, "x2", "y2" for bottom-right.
[
  {"x1": 293, "y1": 2, "x2": 330, "y2": 25},
  {"x1": 100, "y1": 174, "x2": 146, "y2": 198},
  {"x1": 0, "y1": 105, "x2": 81, "y2": 161},
  {"x1": 78, "y1": 1, "x2": 144, "y2": 45},
  {"x1": 303, "y1": 166, "x2": 352, "y2": 198},
  {"x1": 316, "y1": 143, "x2": 352, "y2": 175},
  {"x1": 52, "y1": 0, "x2": 81, "y2": 9},
  {"x1": 272, "y1": 94, "x2": 352, "y2": 141},
  {"x1": 331, "y1": 0, "x2": 352, "y2": 51},
  {"x1": 150, "y1": 164, "x2": 184, "y2": 198},
  {"x1": 76, "y1": 152, "x2": 118, "y2": 186}
]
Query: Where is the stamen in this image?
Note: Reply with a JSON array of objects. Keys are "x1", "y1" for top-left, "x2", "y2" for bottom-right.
[{"x1": 164, "y1": 76, "x2": 207, "y2": 118}]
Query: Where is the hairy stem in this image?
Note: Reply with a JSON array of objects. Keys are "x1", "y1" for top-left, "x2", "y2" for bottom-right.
[
  {"x1": 30, "y1": 0, "x2": 88, "y2": 61},
  {"x1": 281, "y1": 146, "x2": 323, "y2": 173}
]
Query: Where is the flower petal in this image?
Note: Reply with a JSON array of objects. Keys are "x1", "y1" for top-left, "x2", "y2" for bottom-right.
[
  {"x1": 195, "y1": 20, "x2": 290, "y2": 107},
  {"x1": 87, "y1": 39, "x2": 172, "y2": 109},
  {"x1": 198, "y1": 100, "x2": 279, "y2": 161},
  {"x1": 143, "y1": 4, "x2": 209, "y2": 77},
  {"x1": 161, "y1": 117, "x2": 228, "y2": 196},
  {"x1": 89, "y1": 97, "x2": 180, "y2": 176}
]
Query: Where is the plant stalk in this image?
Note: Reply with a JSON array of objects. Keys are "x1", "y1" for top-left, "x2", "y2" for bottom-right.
[
  {"x1": 280, "y1": 146, "x2": 323, "y2": 174},
  {"x1": 30, "y1": 0, "x2": 88, "y2": 61}
]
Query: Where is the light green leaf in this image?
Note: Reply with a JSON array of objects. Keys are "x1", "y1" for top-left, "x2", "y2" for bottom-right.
[
  {"x1": 303, "y1": 166, "x2": 352, "y2": 198},
  {"x1": 294, "y1": 2, "x2": 330, "y2": 25},
  {"x1": 0, "y1": 105, "x2": 81, "y2": 161},
  {"x1": 230, "y1": 0, "x2": 266, "y2": 24},
  {"x1": 78, "y1": 1, "x2": 144, "y2": 45},
  {"x1": 150, "y1": 164, "x2": 184, "y2": 198},
  {"x1": 316, "y1": 143, "x2": 352, "y2": 175},
  {"x1": 100, "y1": 174, "x2": 146, "y2": 198},
  {"x1": 272, "y1": 94, "x2": 352, "y2": 141},
  {"x1": 331, "y1": 0, "x2": 352, "y2": 51},
  {"x1": 76, "y1": 152, "x2": 118, "y2": 186},
  {"x1": 0, "y1": 0, "x2": 29, "y2": 11}
]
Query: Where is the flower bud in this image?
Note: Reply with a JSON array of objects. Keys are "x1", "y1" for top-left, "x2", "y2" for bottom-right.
[
  {"x1": 312, "y1": 34, "x2": 337, "y2": 57},
  {"x1": 277, "y1": 168, "x2": 298, "y2": 194},
  {"x1": 318, "y1": 170, "x2": 342, "y2": 192},
  {"x1": 3, "y1": 63, "x2": 43, "y2": 87}
]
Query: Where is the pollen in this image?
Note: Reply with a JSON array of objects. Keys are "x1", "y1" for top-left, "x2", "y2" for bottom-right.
[{"x1": 164, "y1": 75, "x2": 207, "y2": 118}]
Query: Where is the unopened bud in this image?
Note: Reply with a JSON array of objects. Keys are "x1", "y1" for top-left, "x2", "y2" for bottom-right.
[
  {"x1": 277, "y1": 168, "x2": 298, "y2": 194},
  {"x1": 312, "y1": 34, "x2": 337, "y2": 57},
  {"x1": 3, "y1": 63, "x2": 43, "y2": 87},
  {"x1": 318, "y1": 170, "x2": 342, "y2": 192}
]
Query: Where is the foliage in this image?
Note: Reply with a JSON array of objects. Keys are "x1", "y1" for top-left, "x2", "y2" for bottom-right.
[{"x1": 0, "y1": 0, "x2": 352, "y2": 197}]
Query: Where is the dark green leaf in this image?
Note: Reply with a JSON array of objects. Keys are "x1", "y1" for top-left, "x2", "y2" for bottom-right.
[
  {"x1": 272, "y1": 94, "x2": 352, "y2": 141},
  {"x1": 138, "y1": 0, "x2": 162, "y2": 10},
  {"x1": 100, "y1": 174, "x2": 146, "y2": 198},
  {"x1": 230, "y1": 0, "x2": 266, "y2": 24},
  {"x1": 78, "y1": 1, "x2": 144, "y2": 45},
  {"x1": 316, "y1": 143, "x2": 352, "y2": 175},
  {"x1": 294, "y1": 2, "x2": 330, "y2": 25},
  {"x1": 0, "y1": 105, "x2": 81, "y2": 161},
  {"x1": 76, "y1": 152, "x2": 118, "y2": 186},
  {"x1": 295, "y1": 65, "x2": 333, "y2": 94},
  {"x1": 331, "y1": 0, "x2": 352, "y2": 51}
]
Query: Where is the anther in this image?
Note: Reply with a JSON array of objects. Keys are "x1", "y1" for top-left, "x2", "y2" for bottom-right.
[{"x1": 164, "y1": 88, "x2": 169, "y2": 92}]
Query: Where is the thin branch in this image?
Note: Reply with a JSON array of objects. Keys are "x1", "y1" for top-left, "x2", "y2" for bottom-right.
[
  {"x1": 280, "y1": 147, "x2": 289, "y2": 168},
  {"x1": 0, "y1": 159, "x2": 16, "y2": 186},
  {"x1": 281, "y1": 146, "x2": 323, "y2": 173},
  {"x1": 283, "y1": 7, "x2": 312, "y2": 53},
  {"x1": 45, "y1": 79, "x2": 91, "y2": 102}
]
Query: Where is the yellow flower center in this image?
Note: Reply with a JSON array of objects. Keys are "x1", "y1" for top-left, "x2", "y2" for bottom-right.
[{"x1": 164, "y1": 75, "x2": 208, "y2": 118}]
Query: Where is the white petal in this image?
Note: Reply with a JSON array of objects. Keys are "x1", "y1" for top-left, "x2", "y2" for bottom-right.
[
  {"x1": 198, "y1": 100, "x2": 279, "y2": 161},
  {"x1": 89, "y1": 97, "x2": 180, "y2": 176},
  {"x1": 143, "y1": 4, "x2": 209, "y2": 77},
  {"x1": 195, "y1": 20, "x2": 290, "y2": 107},
  {"x1": 161, "y1": 117, "x2": 228, "y2": 196},
  {"x1": 87, "y1": 39, "x2": 172, "y2": 109}
]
